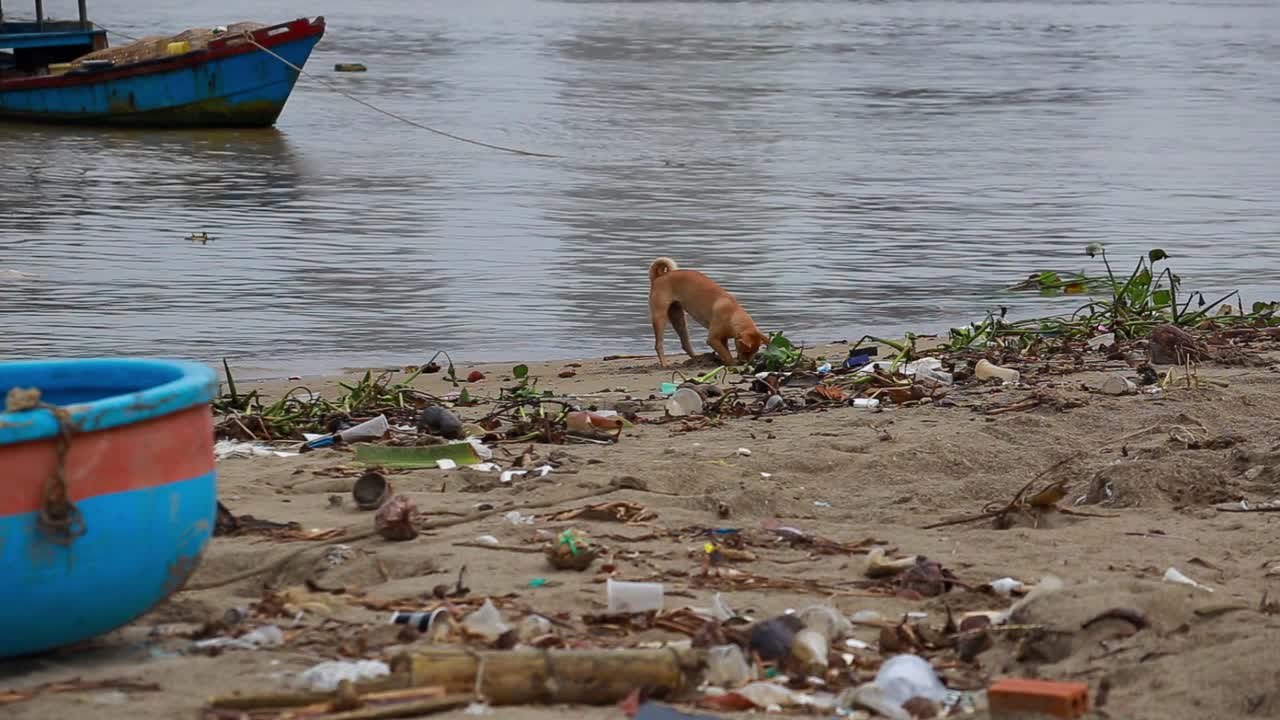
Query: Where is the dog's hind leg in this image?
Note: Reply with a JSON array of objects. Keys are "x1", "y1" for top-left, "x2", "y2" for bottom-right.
[
  {"x1": 668, "y1": 303, "x2": 698, "y2": 359},
  {"x1": 651, "y1": 302, "x2": 670, "y2": 368}
]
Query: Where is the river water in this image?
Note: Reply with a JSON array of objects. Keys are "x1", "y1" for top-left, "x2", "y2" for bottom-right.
[{"x1": 2, "y1": 0, "x2": 1277, "y2": 375}]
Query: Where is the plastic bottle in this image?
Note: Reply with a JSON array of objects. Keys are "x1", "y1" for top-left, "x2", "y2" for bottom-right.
[
  {"x1": 974, "y1": 359, "x2": 1020, "y2": 384},
  {"x1": 853, "y1": 398, "x2": 880, "y2": 408},
  {"x1": 791, "y1": 628, "x2": 830, "y2": 674},
  {"x1": 706, "y1": 644, "x2": 751, "y2": 687}
]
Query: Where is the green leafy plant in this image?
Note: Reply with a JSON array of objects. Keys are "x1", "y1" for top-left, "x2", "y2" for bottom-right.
[{"x1": 752, "y1": 332, "x2": 808, "y2": 372}]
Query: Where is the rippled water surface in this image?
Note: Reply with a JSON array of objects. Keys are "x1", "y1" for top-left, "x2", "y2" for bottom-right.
[{"x1": 2, "y1": 0, "x2": 1277, "y2": 374}]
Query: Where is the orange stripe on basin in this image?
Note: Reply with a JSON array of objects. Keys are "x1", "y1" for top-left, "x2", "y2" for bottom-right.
[{"x1": 0, "y1": 405, "x2": 214, "y2": 516}]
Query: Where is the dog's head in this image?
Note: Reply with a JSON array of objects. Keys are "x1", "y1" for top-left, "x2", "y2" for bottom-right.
[{"x1": 735, "y1": 329, "x2": 768, "y2": 364}]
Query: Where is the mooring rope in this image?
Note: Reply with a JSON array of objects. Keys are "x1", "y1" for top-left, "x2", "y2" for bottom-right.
[
  {"x1": 5, "y1": 388, "x2": 85, "y2": 544},
  {"x1": 241, "y1": 33, "x2": 562, "y2": 159}
]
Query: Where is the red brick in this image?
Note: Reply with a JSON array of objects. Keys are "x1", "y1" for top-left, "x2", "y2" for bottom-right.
[{"x1": 988, "y1": 678, "x2": 1089, "y2": 719}]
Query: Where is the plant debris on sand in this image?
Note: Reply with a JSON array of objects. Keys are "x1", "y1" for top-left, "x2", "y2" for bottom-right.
[{"x1": 10, "y1": 248, "x2": 1280, "y2": 720}]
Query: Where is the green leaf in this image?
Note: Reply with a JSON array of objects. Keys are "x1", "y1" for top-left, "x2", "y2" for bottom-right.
[
  {"x1": 459, "y1": 388, "x2": 471, "y2": 404},
  {"x1": 354, "y1": 442, "x2": 482, "y2": 469},
  {"x1": 1148, "y1": 248, "x2": 1169, "y2": 263},
  {"x1": 1035, "y1": 271, "x2": 1061, "y2": 288},
  {"x1": 1152, "y1": 289, "x2": 1171, "y2": 307},
  {"x1": 513, "y1": 364, "x2": 529, "y2": 380}
]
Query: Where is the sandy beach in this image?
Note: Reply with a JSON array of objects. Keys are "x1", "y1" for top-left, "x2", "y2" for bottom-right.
[{"x1": 4, "y1": 337, "x2": 1280, "y2": 720}]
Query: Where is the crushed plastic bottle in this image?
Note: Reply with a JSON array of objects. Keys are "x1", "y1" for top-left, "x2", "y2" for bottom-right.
[
  {"x1": 706, "y1": 644, "x2": 751, "y2": 688},
  {"x1": 791, "y1": 606, "x2": 853, "y2": 675},
  {"x1": 462, "y1": 598, "x2": 511, "y2": 641},
  {"x1": 299, "y1": 659, "x2": 390, "y2": 691},
  {"x1": 874, "y1": 654, "x2": 947, "y2": 705}
]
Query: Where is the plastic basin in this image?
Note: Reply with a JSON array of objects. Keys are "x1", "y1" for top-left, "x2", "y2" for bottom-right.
[{"x1": 0, "y1": 359, "x2": 217, "y2": 657}]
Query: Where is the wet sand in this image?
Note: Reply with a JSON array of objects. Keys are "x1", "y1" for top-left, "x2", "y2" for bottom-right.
[{"x1": 5, "y1": 342, "x2": 1280, "y2": 720}]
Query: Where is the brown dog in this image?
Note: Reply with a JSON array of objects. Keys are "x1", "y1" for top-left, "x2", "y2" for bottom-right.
[{"x1": 648, "y1": 257, "x2": 767, "y2": 367}]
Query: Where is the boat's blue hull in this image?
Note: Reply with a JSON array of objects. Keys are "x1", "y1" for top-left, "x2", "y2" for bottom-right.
[{"x1": 0, "y1": 17, "x2": 324, "y2": 127}]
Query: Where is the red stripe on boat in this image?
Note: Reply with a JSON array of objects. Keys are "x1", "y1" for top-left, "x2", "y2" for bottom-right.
[
  {"x1": 0, "y1": 17, "x2": 325, "y2": 92},
  {"x1": 0, "y1": 405, "x2": 214, "y2": 516}
]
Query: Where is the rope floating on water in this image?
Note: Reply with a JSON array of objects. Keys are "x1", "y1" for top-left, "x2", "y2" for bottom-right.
[{"x1": 241, "y1": 33, "x2": 562, "y2": 159}]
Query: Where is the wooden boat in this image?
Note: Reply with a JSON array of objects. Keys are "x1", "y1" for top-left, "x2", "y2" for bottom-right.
[
  {"x1": 0, "y1": 3, "x2": 324, "y2": 127},
  {"x1": 0, "y1": 359, "x2": 217, "y2": 657}
]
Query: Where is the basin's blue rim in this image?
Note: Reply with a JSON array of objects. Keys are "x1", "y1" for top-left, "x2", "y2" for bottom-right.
[{"x1": 0, "y1": 359, "x2": 218, "y2": 445}]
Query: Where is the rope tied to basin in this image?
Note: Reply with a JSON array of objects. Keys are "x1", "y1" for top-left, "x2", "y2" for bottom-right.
[{"x1": 5, "y1": 388, "x2": 86, "y2": 544}]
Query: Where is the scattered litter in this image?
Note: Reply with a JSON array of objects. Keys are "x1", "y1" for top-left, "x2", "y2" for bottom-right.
[
  {"x1": 839, "y1": 683, "x2": 911, "y2": 720},
  {"x1": 334, "y1": 62, "x2": 367, "y2": 72},
  {"x1": 502, "y1": 465, "x2": 552, "y2": 484},
  {"x1": 666, "y1": 387, "x2": 705, "y2": 416},
  {"x1": 436, "y1": 458, "x2": 458, "y2": 470},
  {"x1": 354, "y1": 441, "x2": 484, "y2": 468},
  {"x1": 468, "y1": 370, "x2": 486, "y2": 382},
  {"x1": 1164, "y1": 567, "x2": 1214, "y2": 592},
  {"x1": 462, "y1": 599, "x2": 511, "y2": 641},
  {"x1": 1100, "y1": 374, "x2": 1137, "y2": 396},
  {"x1": 1087, "y1": 332, "x2": 1116, "y2": 350},
  {"x1": 475, "y1": 535, "x2": 500, "y2": 545},
  {"x1": 987, "y1": 577, "x2": 1027, "y2": 596},
  {"x1": 352, "y1": 470, "x2": 390, "y2": 510},
  {"x1": 736, "y1": 448, "x2": 752, "y2": 456},
  {"x1": 852, "y1": 398, "x2": 880, "y2": 408},
  {"x1": 748, "y1": 614, "x2": 803, "y2": 661},
  {"x1": 418, "y1": 405, "x2": 463, "y2": 439},
  {"x1": 375, "y1": 494, "x2": 419, "y2": 541},
  {"x1": 464, "y1": 702, "x2": 493, "y2": 715},
  {"x1": 390, "y1": 608, "x2": 449, "y2": 633},
  {"x1": 850, "y1": 610, "x2": 883, "y2": 624},
  {"x1": 504, "y1": 511, "x2": 535, "y2": 525},
  {"x1": 324, "y1": 544, "x2": 354, "y2": 567},
  {"x1": 214, "y1": 440, "x2": 297, "y2": 460},
  {"x1": 567, "y1": 410, "x2": 624, "y2": 439},
  {"x1": 875, "y1": 654, "x2": 946, "y2": 705},
  {"x1": 297, "y1": 659, "x2": 390, "y2": 691},
  {"x1": 975, "y1": 359, "x2": 1020, "y2": 384},
  {"x1": 194, "y1": 625, "x2": 283, "y2": 651},
  {"x1": 706, "y1": 645, "x2": 751, "y2": 689},
  {"x1": 607, "y1": 578, "x2": 664, "y2": 613}
]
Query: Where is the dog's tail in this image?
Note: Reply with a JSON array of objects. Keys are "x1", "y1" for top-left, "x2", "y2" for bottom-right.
[{"x1": 649, "y1": 257, "x2": 678, "y2": 283}]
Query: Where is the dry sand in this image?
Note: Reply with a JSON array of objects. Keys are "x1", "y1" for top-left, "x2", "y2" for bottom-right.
[{"x1": 5, "y1": 342, "x2": 1280, "y2": 720}]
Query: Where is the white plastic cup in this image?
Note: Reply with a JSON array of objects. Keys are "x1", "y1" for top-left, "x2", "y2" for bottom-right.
[
  {"x1": 665, "y1": 387, "x2": 705, "y2": 416},
  {"x1": 606, "y1": 578, "x2": 664, "y2": 613},
  {"x1": 338, "y1": 414, "x2": 390, "y2": 442},
  {"x1": 975, "y1": 359, "x2": 1020, "y2": 384}
]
